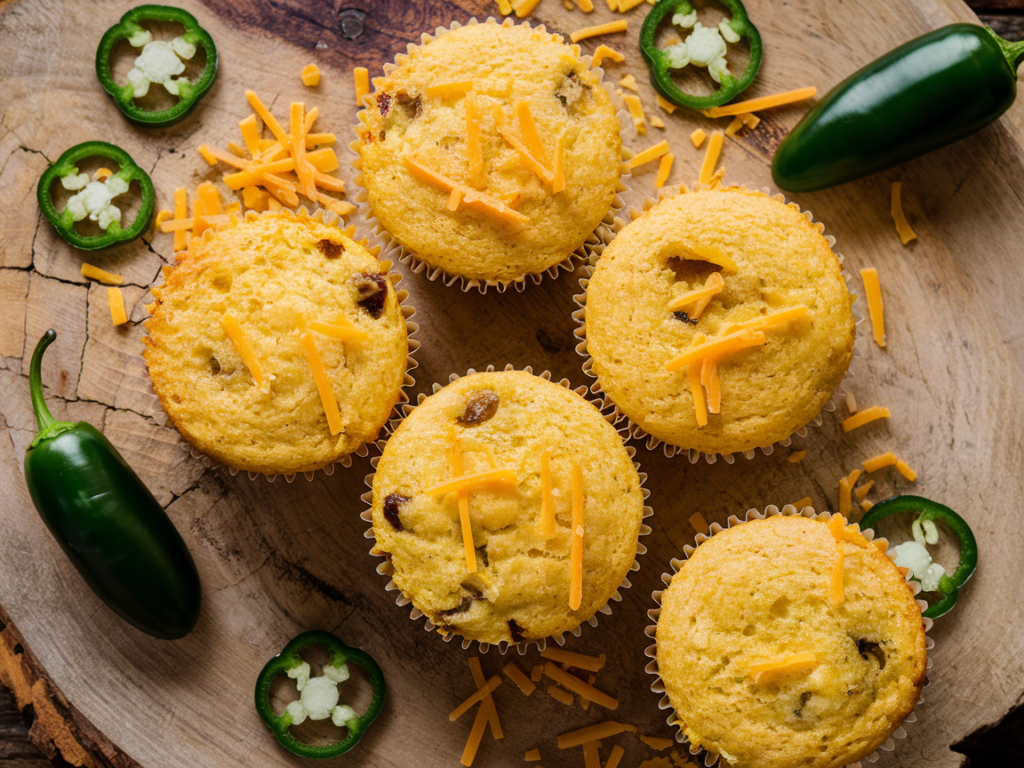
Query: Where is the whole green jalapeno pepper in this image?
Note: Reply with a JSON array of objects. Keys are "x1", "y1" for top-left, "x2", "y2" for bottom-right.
[
  {"x1": 24, "y1": 330, "x2": 201, "y2": 639},
  {"x1": 95, "y1": 5, "x2": 219, "y2": 128},
  {"x1": 773, "y1": 24, "x2": 1024, "y2": 192}
]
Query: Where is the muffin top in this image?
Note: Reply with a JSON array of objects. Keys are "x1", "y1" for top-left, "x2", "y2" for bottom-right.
[
  {"x1": 584, "y1": 187, "x2": 855, "y2": 455},
  {"x1": 356, "y1": 20, "x2": 621, "y2": 284},
  {"x1": 656, "y1": 514, "x2": 927, "y2": 768},
  {"x1": 371, "y1": 371, "x2": 644, "y2": 646},
  {"x1": 145, "y1": 212, "x2": 408, "y2": 475}
]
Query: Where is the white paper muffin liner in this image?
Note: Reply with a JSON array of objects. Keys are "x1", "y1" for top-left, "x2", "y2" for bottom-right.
[
  {"x1": 348, "y1": 16, "x2": 634, "y2": 294},
  {"x1": 572, "y1": 184, "x2": 866, "y2": 464},
  {"x1": 359, "y1": 363, "x2": 654, "y2": 655},
  {"x1": 148, "y1": 206, "x2": 421, "y2": 482},
  {"x1": 644, "y1": 504, "x2": 934, "y2": 768}
]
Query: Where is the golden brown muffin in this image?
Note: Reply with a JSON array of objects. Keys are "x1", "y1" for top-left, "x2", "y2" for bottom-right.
[
  {"x1": 144, "y1": 212, "x2": 408, "y2": 475},
  {"x1": 371, "y1": 371, "x2": 644, "y2": 645},
  {"x1": 584, "y1": 187, "x2": 855, "y2": 455},
  {"x1": 656, "y1": 514, "x2": 927, "y2": 768},
  {"x1": 355, "y1": 20, "x2": 621, "y2": 285}
]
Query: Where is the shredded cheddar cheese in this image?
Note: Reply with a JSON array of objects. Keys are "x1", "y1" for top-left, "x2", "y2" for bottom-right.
[
  {"x1": 557, "y1": 722, "x2": 637, "y2": 750},
  {"x1": 300, "y1": 331, "x2": 343, "y2": 435},
  {"x1": 94, "y1": 167, "x2": 113, "y2": 180},
  {"x1": 725, "y1": 116, "x2": 745, "y2": 136},
  {"x1": 787, "y1": 451, "x2": 806, "y2": 463},
  {"x1": 855, "y1": 480, "x2": 874, "y2": 499},
  {"x1": 544, "y1": 663, "x2": 618, "y2": 710},
  {"x1": 617, "y1": 0, "x2": 647, "y2": 9},
  {"x1": 749, "y1": 652, "x2": 820, "y2": 684},
  {"x1": 666, "y1": 271, "x2": 724, "y2": 316},
  {"x1": 449, "y1": 440, "x2": 479, "y2": 573},
  {"x1": 404, "y1": 156, "x2": 530, "y2": 229},
  {"x1": 353, "y1": 67, "x2": 370, "y2": 106},
  {"x1": 689, "y1": 511, "x2": 709, "y2": 535},
  {"x1": 81, "y1": 263, "x2": 124, "y2": 285},
  {"x1": 640, "y1": 736, "x2": 674, "y2": 750},
  {"x1": 424, "y1": 468, "x2": 519, "y2": 496},
  {"x1": 792, "y1": 497, "x2": 812, "y2": 510},
  {"x1": 619, "y1": 73, "x2": 638, "y2": 92},
  {"x1": 301, "y1": 63, "x2": 320, "y2": 87},
  {"x1": 861, "y1": 499, "x2": 875, "y2": 512},
  {"x1": 860, "y1": 267, "x2": 885, "y2": 348},
  {"x1": 540, "y1": 648, "x2": 606, "y2": 672},
  {"x1": 538, "y1": 448, "x2": 557, "y2": 538},
  {"x1": 465, "y1": 91, "x2": 486, "y2": 189},
  {"x1": 839, "y1": 476, "x2": 852, "y2": 518},
  {"x1": 461, "y1": 703, "x2": 489, "y2": 767},
  {"x1": 842, "y1": 405, "x2": 891, "y2": 432},
  {"x1": 664, "y1": 328, "x2": 765, "y2": 372},
  {"x1": 862, "y1": 452, "x2": 898, "y2": 473},
  {"x1": 623, "y1": 94, "x2": 647, "y2": 135},
  {"x1": 698, "y1": 130, "x2": 724, "y2": 184},
  {"x1": 570, "y1": 461, "x2": 584, "y2": 611},
  {"x1": 450, "y1": 675, "x2": 503, "y2": 721},
  {"x1": 426, "y1": 80, "x2": 474, "y2": 99},
  {"x1": 221, "y1": 314, "x2": 268, "y2": 392},
  {"x1": 606, "y1": 745, "x2": 625, "y2": 768},
  {"x1": 591, "y1": 44, "x2": 624, "y2": 69},
  {"x1": 547, "y1": 685, "x2": 574, "y2": 706},
  {"x1": 552, "y1": 133, "x2": 566, "y2": 193},
  {"x1": 107, "y1": 287, "x2": 128, "y2": 326},
  {"x1": 513, "y1": 0, "x2": 542, "y2": 16},
  {"x1": 582, "y1": 741, "x2": 601, "y2": 768},
  {"x1": 719, "y1": 305, "x2": 808, "y2": 335},
  {"x1": 496, "y1": 0, "x2": 513, "y2": 14},
  {"x1": 688, "y1": 356, "x2": 708, "y2": 427},
  {"x1": 525, "y1": 749, "x2": 541, "y2": 762},
  {"x1": 516, "y1": 101, "x2": 550, "y2": 166},
  {"x1": 895, "y1": 458, "x2": 917, "y2": 482},
  {"x1": 468, "y1": 658, "x2": 502, "y2": 739},
  {"x1": 172, "y1": 187, "x2": 188, "y2": 251},
  {"x1": 503, "y1": 662, "x2": 536, "y2": 696},
  {"x1": 571, "y1": 19, "x2": 628, "y2": 43},
  {"x1": 703, "y1": 87, "x2": 817, "y2": 118},
  {"x1": 654, "y1": 152, "x2": 673, "y2": 188},
  {"x1": 650, "y1": 115, "x2": 666, "y2": 129},
  {"x1": 656, "y1": 94, "x2": 678, "y2": 114},
  {"x1": 575, "y1": 0, "x2": 595, "y2": 10},
  {"x1": 623, "y1": 140, "x2": 669, "y2": 171},
  {"x1": 891, "y1": 182, "x2": 917, "y2": 245},
  {"x1": 531, "y1": 664, "x2": 544, "y2": 683},
  {"x1": 689, "y1": 128, "x2": 707, "y2": 149}
]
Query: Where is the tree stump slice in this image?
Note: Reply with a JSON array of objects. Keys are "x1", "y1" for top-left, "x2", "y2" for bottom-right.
[{"x1": 1, "y1": 0, "x2": 1023, "y2": 766}]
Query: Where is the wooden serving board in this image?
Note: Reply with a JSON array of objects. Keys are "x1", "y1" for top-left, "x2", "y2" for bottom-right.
[{"x1": 2, "y1": 0, "x2": 1023, "y2": 766}]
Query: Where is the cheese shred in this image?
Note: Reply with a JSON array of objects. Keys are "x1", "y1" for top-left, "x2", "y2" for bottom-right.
[
  {"x1": 842, "y1": 405, "x2": 891, "y2": 432},
  {"x1": 570, "y1": 19, "x2": 628, "y2": 43},
  {"x1": 860, "y1": 267, "x2": 886, "y2": 348},
  {"x1": 569, "y1": 461, "x2": 584, "y2": 611},
  {"x1": 891, "y1": 182, "x2": 917, "y2": 245},
  {"x1": 698, "y1": 131, "x2": 724, "y2": 184}
]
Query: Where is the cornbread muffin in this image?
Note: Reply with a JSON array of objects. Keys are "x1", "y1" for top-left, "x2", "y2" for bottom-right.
[
  {"x1": 145, "y1": 212, "x2": 408, "y2": 475},
  {"x1": 656, "y1": 514, "x2": 927, "y2": 768},
  {"x1": 355, "y1": 20, "x2": 621, "y2": 284},
  {"x1": 584, "y1": 187, "x2": 855, "y2": 455},
  {"x1": 370, "y1": 371, "x2": 644, "y2": 645}
]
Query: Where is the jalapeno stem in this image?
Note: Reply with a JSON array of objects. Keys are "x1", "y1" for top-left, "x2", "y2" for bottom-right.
[
  {"x1": 29, "y1": 330, "x2": 57, "y2": 433},
  {"x1": 989, "y1": 27, "x2": 1024, "y2": 71}
]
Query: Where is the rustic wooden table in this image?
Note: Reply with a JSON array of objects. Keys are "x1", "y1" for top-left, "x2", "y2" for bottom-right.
[{"x1": 3, "y1": 0, "x2": 1024, "y2": 766}]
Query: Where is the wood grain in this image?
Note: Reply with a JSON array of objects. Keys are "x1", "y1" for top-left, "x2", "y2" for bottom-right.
[{"x1": 2, "y1": 0, "x2": 1024, "y2": 766}]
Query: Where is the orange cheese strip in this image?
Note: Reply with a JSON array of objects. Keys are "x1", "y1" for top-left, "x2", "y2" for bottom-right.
[
  {"x1": 107, "y1": 287, "x2": 128, "y2": 326},
  {"x1": 705, "y1": 357, "x2": 721, "y2": 413},
  {"x1": 689, "y1": 511, "x2": 709, "y2": 535},
  {"x1": 496, "y1": 126, "x2": 555, "y2": 184},
  {"x1": 606, "y1": 745, "x2": 625, "y2": 768},
  {"x1": 94, "y1": 167, "x2": 113, "y2": 180},
  {"x1": 639, "y1": 736, "x2": 674, "y2": 750},
  {"x1": 300, "y1": 331, "x2": 343, "y2": 435},
  {"x1": 172, "y1": 187, "x2": 188, "y2": 252},
  {"x1": 516, "y1": 101, "x2": 549, "y2": 166},
  {"x1": 828, "y1": 514, "x2": 871, "y2": 549},
  {"x1": 154, "y1": 207, "x2": 170, "y2": 228},
  {"x1": 222, "y1": 314, "x2": 268, "y2": 391},
  {"x1": 862, "y1": 452, "x2": 897, "y2": 473},
  {"x1": 619, "y1": 74, "x2": 639, "y2": 92},
  {"x1": 227, "y1": 141, "x2": 245, "y2": 158},
  {"x1": 197, "y1": 182, "x2": 223, "y2": 215},
  {"x1": 569, "y1": 461, "x2": 584, "y2": 611},
  {"x1": 449, "y1": 675, "x2": 502, "y2": 721},
  {"x1": 895, "y1": 459, "x2": 917, "y2": 482},
  {"x1": 306, "y1": 148, "x2": 340, "y2": 173},
  {"x1": 460, "y1": 701, "x2": 489, "y2": 767},
  {"x1": 547, "y1": 685, "x2": 574, "y2": 706},
  {"x1": 425, "y1": 80, "x2": 474, "y2": 99},
  {"x1": 725, "y1": 116, "x2": 745, "y2": 137},
  {"x1": 315, "y1": 191, "x2": 356, "y2": 218},
  {"x1": 403, "y1": 156, "x2": 530, "y2": 228},
  {"x1": 242, "y1": 186, "x2": 270, "y2": 211},
  {"x1": 353, "y1": 67, "x2": 369, "y2": 107},
  {"x1": 688, "y1": 354, "x2": 708, "y2": 426},
  {"x1": 592, "y1": 44, "x2": 624, "y2": 69},
  {"x1": 656, "y1": 94, "x2": 678, "y2": 114},
  {"x1": 570, "y1": 19, "x2": 627, "y2": 43},
  {"x1": 301, "y1": 63, "x2": 320, "y2": 87},
  {"x1": 623, "y1": 140, "x2": 669, "y2": 171},
  {"x1": 698, "y1": 130, "x2": 724, "y2": 184},
  {"x1": 703, "y1": 87, "x2": 817, "y2": 118},
  {"x1": 292, "y1": 102, "x2": 316, "y2": 200},
  {"x1": 503, "y1": 662, "x2": 536, "y2": 696},
  {"x1": 623, "y1": 94, "x2": 646, "y2": 135},
  {"x1": 524, "y1": 749, "x2": 542, "y2": 762},
  {"x1": 847, "y1": 469, "x2": 862, "y2": 487},
  {"x1": 544, "y1": 663, "x2": 617, "y2": 709},
  {"x1": 449, "y1": 440, "x2": 478, "y2": 574},
  {"x1": 468, "y1": 658, "x2": 502, "y2": 739},
  {"x1": 267, "y1": 196, "x2": 283, "y2": 212},
  {"x1": 667, "y1": 271, "x2": 724, "y2": 313},
  {"x1": 891, "y1": 182, "x2": 917, "y2": 245},
  {"x1": 655, "y1": 152, "x2": 674, "y2": 188},
  {"x1": 855, "y1": 480, "x2": 875, "y2": 498},
  {"x1": 749, "y1": 651, "x2": 820, "y2": 684},
  {"x1": 424, "y1": 468, "x2": 518, "y2": 496},
  {"x1": 690, "y1": 128, "x2": 707, "y2": 148},
  {"x1": 842, "y1": 405, "x2": 890, "y2": 432},
  {"x1": 582, "y1": 741, "x2": 601, "y2": 768},
  {"x1": 306, "y1": 320, "x2": 369, "y2": 342},
  {"x1": 540, "y1": 647, "x2": 606, "y2": 673},
  {"x1": 557, "y1": 722, "x2": 637, "y2": 750},
  {"x1": 191, "y1": 197, "x2": 208, "y2": 237},
  {"x1": 861, "y1": 499, "x2": 875, "y2": 512},
  {"x1": 552, "y1": 133, "x2": 566, "y2": 193},
  {"x1": 618, "y1": 0, "x2": 647, "y2": 9},
  {"x1": 792, "y1": 497, "x2": 813, "y2": 510},
  {"x1": 830, "y1": 547, "x2": 845, "y2": 605},
  {"x1": 576, "y1": 0, "x2": 595, "y2": 10},
  {"x1": 246, "y1": 90, "x2": 289, "y2": 145},
  {"x1": 239, "y1": 115, "x2": 262, "y2": 155},
  {"x1": 860, "y1": 267, "x2": 886, "y2": 348},
  {"x1": 538, "y1": 448, "x2": 557, "y2": 538},
  {"x1": 465, "y1": 91, "x2": 486, "y2": 189},
  {"x1": 787, "y1": 451, "x2": 806, "y2": 463},
  {"x1": 81, "y1": 263, "x2": 124, "y2": 285},
  {"x1": 312, "y1": 170, "x2": 345, "y2": 192},
  {"x1": 719, "y1": 305, "x2": 809, "y2": 335},
  {"x1": 664, "y1": 329, "x2": 765, "y2": 372},
  {"x1": 513, "y1": 0, "x2": 541, "y2": 17},
  {"x1": 839, "y1": 476, "x2": 852, "y2": 518}
]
